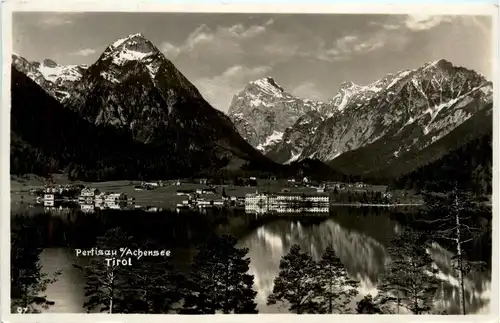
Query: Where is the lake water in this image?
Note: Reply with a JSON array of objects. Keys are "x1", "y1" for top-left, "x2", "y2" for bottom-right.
[{"x1": 11, "y1": 204, "x2": 492, "y2": 314}]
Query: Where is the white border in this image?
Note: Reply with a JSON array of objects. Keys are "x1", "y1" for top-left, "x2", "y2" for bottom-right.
[
  {"x1": 1, "y1": 1, "x2": 500, "y2": 14},
  {"x1": 1, "y1": 1, "x2": 499, "y2": 323}
]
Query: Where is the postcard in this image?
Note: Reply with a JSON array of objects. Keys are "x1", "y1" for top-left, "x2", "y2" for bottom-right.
[{"x1": 1, "y1": 1, "x2": 498, "y2": 323}]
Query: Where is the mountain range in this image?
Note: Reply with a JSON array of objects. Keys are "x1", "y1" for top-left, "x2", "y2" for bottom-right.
[
  {"x1": 229, "y1": 59, "x2": 493, "y2": 180},
  {"x1": 11, "y1": 33, "x2": 493, "y2": 185},
  {"x1": 11, "y1": 33, "x2": 285, "y2": 181}
]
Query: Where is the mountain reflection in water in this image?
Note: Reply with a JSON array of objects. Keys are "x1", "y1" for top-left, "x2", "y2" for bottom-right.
[
  {"x1": 238, "y1": 214, "x2": 491, "y2": 314},
  {"x1": 12, "y1": 206, "x2": 491, "y2": 314},
  {"x1": 239, "y1": 213, "x2": 397, "y2": 312}
]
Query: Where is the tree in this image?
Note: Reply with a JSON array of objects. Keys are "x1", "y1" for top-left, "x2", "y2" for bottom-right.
[
  {"x1": 121, "y1": 240, "x2": 186, "y2": 313},
  {"x1": 316, "y1": 245, "x2": 359, "y2": 313},
  {"x1": 377, "y1": 229, "x2": 440, "y2": 314},
  {"x1": 420, "y1": 184, "x2": 487, "y2": 315},
  {"x1": 267, "y1": 244, "x2": 322, "y2": 314},
  {"x1": 73, "y1": 227, "x2": 136, "y2": 313},
  {"x1": 11, "y1": 218, "x2": 61, "y2": 313},
  {"x1": 181, "y1": 234, "x2": 258, "y2": 314},
  {"x1": 356, "y1": 294, "x2": 383, "y2": 314}
]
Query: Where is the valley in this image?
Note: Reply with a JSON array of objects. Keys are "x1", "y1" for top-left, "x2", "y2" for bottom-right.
[
  {"x1": 10, "y1": 33, "x2": 493, "y2": 191},
  {"x1": 8, "y1": 12, "x2": 494, "y2": 317}
]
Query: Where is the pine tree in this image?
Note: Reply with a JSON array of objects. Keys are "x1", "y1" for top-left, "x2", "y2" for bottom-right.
[
  {"x1": 121, "y1": 240, "x2": 186, "y2": 313},
  {"x1": 377, "y1": 229, "x2": 440, "y2": 314},
  {"x1": 181, "y1": 234, "x2": 258, "y2": 314},
  {"x1": 356, "y1": 294, "x2": 383, "y2": 314},
  {"x1": 267, "y1": 244, "x2": 322, "y2": 314},
  {"x1": 73, "y1": 227, "x2": 136, "y2": 313},
  {"x1": 316, "y1": 245, "x2": 359, "y2": 313},
  {"x1": 420, "y1": 184, "x2": 487, "y2": 315},
  {"x1": 11, "y1": 218, "x2": 61, "y2": 313}
]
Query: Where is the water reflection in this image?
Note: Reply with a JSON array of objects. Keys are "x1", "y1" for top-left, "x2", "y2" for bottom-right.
[
  {"x1": 239, "y1": 216, "x2": 396, "y2": 312},
  {"x1": 10, "y1": 206, "x2": 491, "y2": 314},
  {"x1": 12, "y1": 201, "x2": 165, "y2": 215},
  {"x1": 429, "y1": 243, "x2": 491, "y2": 314},
  {"x1": 245, "y1": 206, "x2": 330, "y2": 215},
  {"x1": 239, "y1": 214, "x2": 491, "y2": 314}
]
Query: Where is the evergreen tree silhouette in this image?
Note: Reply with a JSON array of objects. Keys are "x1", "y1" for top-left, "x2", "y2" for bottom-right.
[
  {"x1": 121, "y1": 239, "x2": 186, "y2": 313},
  {"x1": 267, "y1": 244, "x2": 322, "y2": 314},
  {"x1": 377, "y1": 228, "x2": 440, "y2": 314},
  {"x1": 73, "y1": 227, "x2": 137, "y2": 313},
  {"x1": 317, "y1": 245, "x2": 359, "y2": 313},
  {"x1": 11, "y1": 217, "x2": 61, "y2": 313},
  {"x1": 356, "y1": 294, "x2": 383, "y2": 314},
  {"x1": 181, "y1": 234, "x2": 258, "y2": 314},
  {"x1": 420, "y1": 182, "x2": 487, "y2": 315}
]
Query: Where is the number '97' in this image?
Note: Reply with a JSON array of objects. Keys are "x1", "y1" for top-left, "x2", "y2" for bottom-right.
[{"x1": 16, "y1": 307, "x2": 28, "y2": 313}]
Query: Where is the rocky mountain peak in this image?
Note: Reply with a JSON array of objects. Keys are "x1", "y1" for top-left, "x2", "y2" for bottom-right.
[
  {"x1": 418, "y1": 59, "x2": 465, "y2": 78},
  {"x1": 99, "y1": 32, "x2": 161, "y2": 66},
  {"x1": 339, "y1": 81, "x2": 358, "y2": 90},
  {"x1": 66, "y1": 33, "x2": 214, "y2": 137},
  {"x1": 228, "y1": 76, "x2": 336, "y2": 153},
  {"x1": 425, "y1": 59, "x2": 453, "y2": 70},
  {"x1": 43, "y1": 59, "x2": 58, "y2": 68},
  {"x1": 246, "y1": 76, "x2": 286, "y2": 97},
  {"x1": 293, "y1": 59, "x2": 492, "y2": 164}
]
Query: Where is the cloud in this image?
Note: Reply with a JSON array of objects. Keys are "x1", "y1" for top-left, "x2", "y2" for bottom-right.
[
  {"x1": 353, "y1": 41, "x2": 385, "y2": 53},
  {"x1": 291, "y1": 81, "x2": 324, "y2": 101},
  {"x1": 318, "y1": 32, "x2": 392, "y2": 61},
  {"x1": 220, "y1": 65, "x2": 271, "y2": 79},
  {"x1": 319, "y1": 16, "x2": 432, "y2": 61},
  {"x1": 161, "y1": 20, "x2": 271, "y2": 60},
  {"x1": 368, "y1": 21, "x2": 400, "y2": 30},
  {"x1": 193, "y1": 64, "x2": 272, "y2": 111},
  {"x1": 334, "y1": 35, "x2": 359, "y2": 53},
  {"x1": 404, "y1": 15, "x2": 452, "y2": 31},
  {"x1": 70, "y1": 48, "x2": 96, "y2": 56},
  {"x1": 265, "y1": 18, "x2": 274, "y2": 26},
  {"x1": 161, "y1": 42, "x2": 182, "y2": 59},
  {"x1": 228, "y1": 24, "x2": 266, "y2": 38}
]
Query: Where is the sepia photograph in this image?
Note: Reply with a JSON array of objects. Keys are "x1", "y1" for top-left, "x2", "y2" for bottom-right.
[{"x1": 3, "y1": 3, "x2": 497, "y2": 320}]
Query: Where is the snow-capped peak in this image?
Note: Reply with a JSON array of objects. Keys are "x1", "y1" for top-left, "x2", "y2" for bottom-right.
[
  {"x1": 98, "y1": 33, "x2": 165, "y2": 83},
  {"x1": 422, "y1": 59, "x2": 454, "y2": 71},
  {"x1": 249, "y1": 76, "x2": 286, "y2": 97},
  {"x1": 339, "y1": 81, "x2": 359, "y2": 90},
  {"x1": 109, "y1": 32, "x2": 147, "y2": 50},
  {"x1": 37, "y1": 60, "x2": 88, "y2": 83},
  {"x1": 102, "y1": 32, "x2": 159, "y2": 62}
]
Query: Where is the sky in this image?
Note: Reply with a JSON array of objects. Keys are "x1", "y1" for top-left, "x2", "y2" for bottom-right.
[{"x1": 12, "y1": 12, "x2": 493, "y2": 112}]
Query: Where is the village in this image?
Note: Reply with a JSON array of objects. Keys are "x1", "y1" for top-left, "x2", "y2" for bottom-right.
[{"x1": 25, "y1": 175, "x2": 404, "y2": 214}]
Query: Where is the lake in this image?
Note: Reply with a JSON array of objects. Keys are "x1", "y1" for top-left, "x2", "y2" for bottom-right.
[{"x1": 10, "y1": 204, "x2": 492, "y2": 314}]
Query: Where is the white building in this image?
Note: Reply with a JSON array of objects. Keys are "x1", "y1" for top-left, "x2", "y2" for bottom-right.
[
  {"x1": 81, "y1": 204, "x2": 95, "y2": 212},
  {"x1": 80, "y1": 188, "x2": 99, "y2": 198},
  {"x1": 245, "y1": 193, "x2": 269, "y2": 205},
  {"x1": 43, "y1": 200, "x2": 54, "y2": 207},
  {"x1": 105, "y1": 193, "x2": 125, "y2": 202},
  {"x1": 197, "y1": 200, "x2": 212, "y2": 208},
  {"x1": 245, "y1": 192, "x2": 329, "y2": 211}
]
